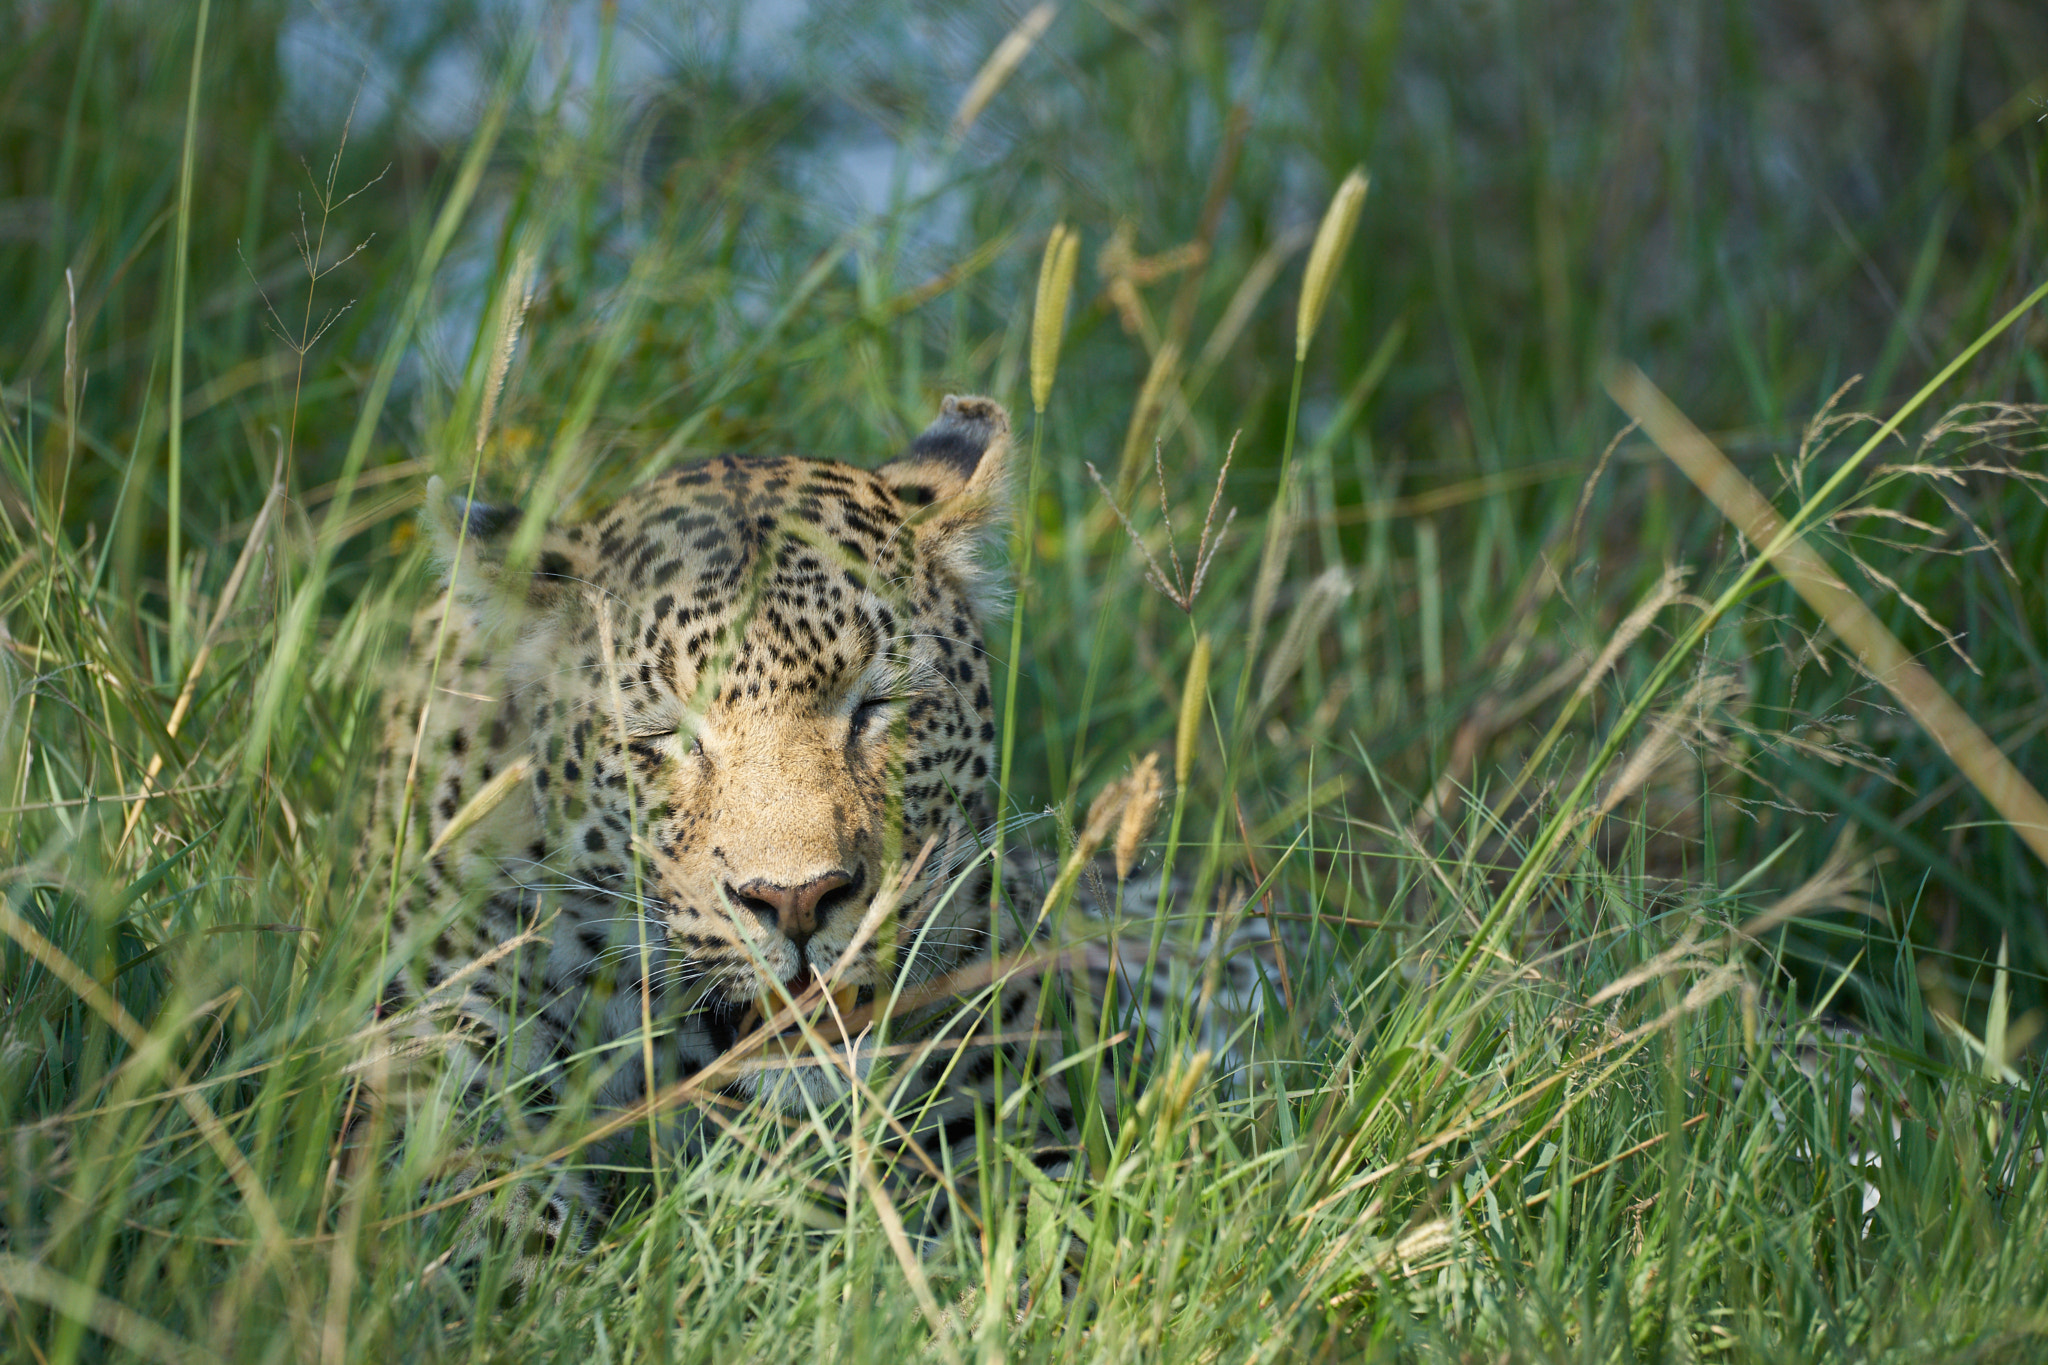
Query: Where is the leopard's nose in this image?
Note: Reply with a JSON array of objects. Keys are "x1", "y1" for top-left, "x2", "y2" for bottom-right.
[{"x1": 732, "y1": 870, "x2": 856, "y2": 947}]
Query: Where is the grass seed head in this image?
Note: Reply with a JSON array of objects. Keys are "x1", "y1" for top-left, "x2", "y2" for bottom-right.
[
  {"x1": 474, "y1": 246, "x2": 539, "y2": 459},
  {"x1": 1295, "y1": 167, "x2": 1369, "y2": 362},
  {"x1": 1113, "y1": 751, "x2": 1163, "y2": 881},
  {"x1": 1079, "y1": 776, "x2": 1124, "y2": 866},
  {"x1": 1031, "y1": 223, "x2": 1080, "y2": 413}
]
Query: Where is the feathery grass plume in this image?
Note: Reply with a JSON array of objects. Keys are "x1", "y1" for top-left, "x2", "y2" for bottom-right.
[
  {"x1": 1295, "y1": 167, "x2": 1368, "y2": 362},
  {"x1": 950, "y1": 3, "x2": 1056, "y2": 140},
  {"x1": 1735, "y1": 833, "x2": 1884, "y2": 942},
  {"x1": 1609, "y1": 362, "x2": 2048, "y2": 871},
  {"x1": 1030, "y1": 223, "x2": 1080, "y2": 413},
  {"x1": 1113, "y1": 751, "x2": 1163, "y2": 880},
  {"x1": 1583, "y1": 670, "x2": 1742, "y2": 836},
  {"x1": 1078, "y1": 771, "x2": 1131, "y2": 861},
  {"x1": 474, "y1": 245, "x2": 538, "y2": 458},
  {"x1": 1086, "y1": 433, "x2": 1237, "y2": 613},
  {"x1": 1035, "y1": 760, "x2": 1158, "y2": 921},
  {"x1": 1177, "y1": 634, "x2": 1211, "y2": 789}
]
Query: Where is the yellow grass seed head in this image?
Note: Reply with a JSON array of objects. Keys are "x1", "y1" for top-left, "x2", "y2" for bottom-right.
[
  {"x1": 1295, "y1": 167, "x2": 1369, "y2": 362},
  {"x1": 1031, "y1": 223, "x2": 1080, "y2": 412},
  {"x1": 1176, "y1": 633, "x2": 1211, "y2": 789},
  {"x1": 1076, "y1": 752, "x2": 1165, "y2": 881},
  {"x1": 1078, "y1": 772, "x2": 1124, "y2": 865},
  {"x1": 1113, "y1": 751, "x2": 1163, "y2": 881},
  {"x1": 1173, "y1": 1048, "x2": 1213, "y2": 1115}
]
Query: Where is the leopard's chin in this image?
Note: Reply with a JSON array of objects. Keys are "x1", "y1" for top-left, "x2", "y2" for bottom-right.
[{"x1": 698, "y1": 975, "x2": 873, "y2": 1056}]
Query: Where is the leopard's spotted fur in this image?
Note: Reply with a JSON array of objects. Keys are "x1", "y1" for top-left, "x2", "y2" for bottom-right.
[{"x1": 358, "y1": 397, "x2": 1072, "y2": 1281}]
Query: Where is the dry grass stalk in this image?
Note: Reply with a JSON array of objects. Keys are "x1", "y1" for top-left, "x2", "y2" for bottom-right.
[
  {"x1": 1585, "y1": 669, "x2": 1742, "y2": 829},
  {"x1": 1573, "y1": 564, "x2": 1689, "y2": 704},
  {"x1": 1566, "y1": 417, "x2": 1639, "y2": 549},
  {"x1": 1257, "y1": 566, "x2": 1352, "y2": 715},
  {"x1": 1097, "y1": 222, "x2": 1153, "y2": 341},
  {"x1": 1114, "y1": 339, "x2": 1183, "y2": 494},
  {"x1": 1192, "y1": 227, "x2": 1309, "y2": 382},
  {"x1": 1244, "y1": 467, "x2": 1302, "y2": 668},
  {"x1": 950, "y1": 3, "x2": 1056, "y2": 140},
  {"x1": 1610, "y1": 363, "x2": 2048, "y2": 870},
  {"x1": 852, "y1": 1131, "x2": 963, "y2": 1365},
  {"x1": 1098, "y1": 221, "x2": 1209, "y2": 295},
  {"x1": 421, "y1": 756, "x2": 533, "y2": 862},
  {"x1": 1737, "y1": 834, "x2": 1884, "y2": 940}
]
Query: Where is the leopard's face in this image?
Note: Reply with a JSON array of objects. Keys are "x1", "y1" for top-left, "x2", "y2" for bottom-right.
[{"x1": 436, "y1": 398, "x2": 1011, "y2": 1055}]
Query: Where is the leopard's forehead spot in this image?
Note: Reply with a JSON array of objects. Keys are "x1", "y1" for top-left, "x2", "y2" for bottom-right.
[
  {"x1": 583, "y1": 455, "x2": 909, "y2": 597},
  {"x1": 559, "y1": 454, "x2": 955, "y2": 712}
]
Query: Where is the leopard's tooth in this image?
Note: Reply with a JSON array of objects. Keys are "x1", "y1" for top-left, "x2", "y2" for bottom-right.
[
  {"x1": 830, "y1": 985, "x2": 858, "y2": 1017},
  {"x1": 736, "y1": 1001, "x2": 761, "y2": 1037},
  {"x1": 757, "y1": 991, "x2": 781, "y2": 1029}
]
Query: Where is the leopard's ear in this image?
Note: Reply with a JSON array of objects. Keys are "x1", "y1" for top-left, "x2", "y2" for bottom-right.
[
  {"x1": 880, "y1": 394, "x2": 1007, "y2": 523},
  {"x1": 425, "y1": 476, "x2": 592, "y2": 614},
  {"x1": 877, "y1": 395, "x2": 1012, "y2": 558}
]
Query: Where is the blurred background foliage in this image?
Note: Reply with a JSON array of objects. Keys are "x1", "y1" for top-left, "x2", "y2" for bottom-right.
[{"x1": 5, "y1": 0, "x2": 2048, "y2": 1028}]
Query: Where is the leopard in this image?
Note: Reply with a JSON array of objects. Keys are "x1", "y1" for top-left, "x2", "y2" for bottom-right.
[{"x1": 355, "y1": 395, "x2": 1083, "y2": 1289}]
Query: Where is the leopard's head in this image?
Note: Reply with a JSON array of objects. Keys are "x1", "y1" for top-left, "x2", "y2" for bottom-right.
[{"x1": 432, "y1": 396, "x2": 1013, "y2": 1056}]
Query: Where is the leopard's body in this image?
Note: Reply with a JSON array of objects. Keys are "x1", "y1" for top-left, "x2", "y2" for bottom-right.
[{"x1": 358, "y1": 397, "x2": 1071, "y2": 1275}]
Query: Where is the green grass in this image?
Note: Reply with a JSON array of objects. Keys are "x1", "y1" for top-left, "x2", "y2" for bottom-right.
[{"x1": 5, "y1": 1, "x2": 2048, "y2": 1359}]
